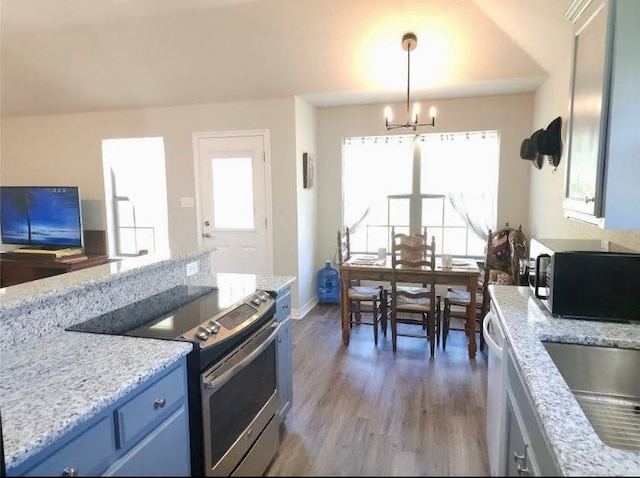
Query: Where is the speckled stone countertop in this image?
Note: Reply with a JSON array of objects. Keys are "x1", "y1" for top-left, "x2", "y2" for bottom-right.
[
  {"x1": 0, "y1": 247, "x2": 214, "y2": 350},
  {"x1": 0, "y1": 331, "x2": 192, "y2": 471},
  {"x1": 0, "y1": 264, "x2": 295, "y2": 473},
  {"x1": 187, "y1": 271, "x2": 296, "y2": 296},
  {"x1": 0, "y1": 246, "x2": 214, "y2": 310},
  {"x1": 489, "y1": 285, "x2": 640, "y2": 476}
]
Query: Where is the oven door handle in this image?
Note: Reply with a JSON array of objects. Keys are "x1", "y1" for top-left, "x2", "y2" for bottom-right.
[{"x1": 203, "y1": 321, "x2": 280, "y2": 394}]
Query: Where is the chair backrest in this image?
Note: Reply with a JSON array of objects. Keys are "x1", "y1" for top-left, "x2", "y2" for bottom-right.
[
  {"x1": 484, "y1": 222, "x2": 528, "y2": 285},
  {"x1": 390, "y1": 227, "x2": 436, "y2": 271},
  {"x1": 479, "y1": 224, "x2": 528, "y2": 318},
  {"x1": 390, "y1": 228, "x2": 437, "y2": 307},
  {"x1": 336, "y1": 227, "x2": 351, "y2": 264},
  {"x1": 508, "y1": 225, "x2": 528, "y2": 285},
  {"x1": 486, "y1": 223, "x2": 513, "y2": 273}
]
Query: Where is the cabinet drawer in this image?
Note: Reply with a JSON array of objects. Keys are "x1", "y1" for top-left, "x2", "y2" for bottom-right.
[
  {"x1": 23, "y1": 416, "x2": 115, "y2": 477},
  {"x1": 276, "y1": 289, "x2": 291, "y2": 322},
  {"x1": 115, "y1": 365, "x2": 186, "y2": 448}
]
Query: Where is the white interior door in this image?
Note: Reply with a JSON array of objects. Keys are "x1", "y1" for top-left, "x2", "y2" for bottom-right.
[{"x1": 195, "y1": 133, "x2": 271, "y2": 274}]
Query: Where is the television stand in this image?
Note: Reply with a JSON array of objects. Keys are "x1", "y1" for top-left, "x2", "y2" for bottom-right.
[
  {"x1": 0, "y1": 252, "x2": 110, "y2": 287},
  {"x1": 14, "y1": 245, "x2": 72, "y2": 251},
  {"x1": 1, "y1": 230, "x2": 111, "y2": 288},
  {"x1": 10, "y1": 247, "x2": 84, "y2": 258}
]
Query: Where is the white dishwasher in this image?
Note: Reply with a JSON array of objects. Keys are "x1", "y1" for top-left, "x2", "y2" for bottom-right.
[{"x1": 483, "y1": 304, "x2": 507, "y2": 476}]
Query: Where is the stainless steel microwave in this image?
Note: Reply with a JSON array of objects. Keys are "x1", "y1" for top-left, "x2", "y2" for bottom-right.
[{"x1": 527, "y1": 238, "x2": 640, "y2": 323}]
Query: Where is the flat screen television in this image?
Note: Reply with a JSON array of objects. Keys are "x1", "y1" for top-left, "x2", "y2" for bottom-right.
[{"x1": 0, "y1": 186, "x2": 83, "y2": 249}]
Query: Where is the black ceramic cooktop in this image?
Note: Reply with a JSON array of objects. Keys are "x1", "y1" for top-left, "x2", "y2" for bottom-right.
[{"x1": 66, "y1": 285, "x2": 223, "y2": 340}]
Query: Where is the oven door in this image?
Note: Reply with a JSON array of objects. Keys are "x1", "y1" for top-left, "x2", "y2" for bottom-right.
[{"x1": 201, "y1": 320, "x2": 281, "y2": 477}]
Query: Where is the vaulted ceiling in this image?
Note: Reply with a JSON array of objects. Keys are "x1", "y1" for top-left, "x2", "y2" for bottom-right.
[{"x1": 0, "y1": 0, "x2": 574, "y2": 118}]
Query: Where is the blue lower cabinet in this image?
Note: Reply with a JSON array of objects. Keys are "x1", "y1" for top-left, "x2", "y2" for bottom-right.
[
  {"x1": 103, "y1": 407, "x2": 190, "y2": 477},
  {"x1": 114, "y1": 364, "x2": 186, "y2": 449},
  {"x1": 9, "y1": 358, "x2": 191, "y2": 477},
  {"x1": 21, "y1": 416, "x2": 116, "y2": 477}
]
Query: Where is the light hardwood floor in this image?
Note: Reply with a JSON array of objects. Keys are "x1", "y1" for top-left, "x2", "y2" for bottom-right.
[{"x1": 266, "y1": 303, "x2": 491, "y2": 476}]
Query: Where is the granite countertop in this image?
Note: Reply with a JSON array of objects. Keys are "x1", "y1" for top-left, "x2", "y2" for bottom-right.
[
  {"x1": 489, "y1": 285, "x2": 640, "y2": 476},
  {"x1": 0, "y1": 268, "x2": 295, "y2": 473},
  {"x1": 0, "y1": 246, "x2": 215, "y2": 309},
  {"x1": 187, "y1": 271, "x2": 296, "y2": 295},
  {"x1": 0, "y1": 331, "x2": 192, "y2": 471}
]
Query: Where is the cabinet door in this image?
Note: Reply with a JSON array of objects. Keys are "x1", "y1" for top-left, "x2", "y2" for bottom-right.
[
  {"x1": 103, "y1": 407, "x2": 190, "y2": 477},
  {"x1": 276, "y1": 316, "x2": 293, "y2": 422},
  {"x1": 564, "y1": 0, "x2": 611, "y2": 217},
  {"x1": 506, "y1": 390, "x2": 538, "y2": 476},
  {"x1": 505, "y1": 350, "x2": 560, "y2": 476}
]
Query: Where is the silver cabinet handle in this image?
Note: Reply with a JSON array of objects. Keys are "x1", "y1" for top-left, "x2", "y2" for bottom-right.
[
  {"x1": 62, "y1": 467, "x2": 79, "y2": 477},
  {"x1": 513, "y1": 446, "x2": 530, "y2": 475},
  {"x1": 584, "y1": 196, "x2": 595, "y2": 203},
  {"x1": 154, "y1": 398, "x2": 166, "y2": 409},
  {"x1": 202, "y1": 233, "x2": 212, "y2": 238}
]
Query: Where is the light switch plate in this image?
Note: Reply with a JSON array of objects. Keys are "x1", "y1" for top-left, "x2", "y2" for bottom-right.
[
  {"x1": 180, "y1": 196, "x2": 195, "y2": 208},
  {"x1": 186, "y1": 262, "x2": 199, "y2": 276}
]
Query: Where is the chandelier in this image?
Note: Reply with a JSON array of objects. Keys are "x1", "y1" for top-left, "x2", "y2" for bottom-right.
[{"x1": 384, "y1": 33, "x2": 437, "y2": 131}]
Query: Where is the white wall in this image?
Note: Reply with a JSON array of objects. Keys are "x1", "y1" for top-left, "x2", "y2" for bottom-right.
[
  {"x1": 294, "y1": 97, "x2": 319, "y2": 316},
  {"x1": 530, "y1": 46, "x2": 640, "y2": 250},
  {"x1": 1, "y1": 98, "x2": 303, "y2": 308},
  {"x1": 316, "y1": 94, "x2": 535, "y2": 270}
]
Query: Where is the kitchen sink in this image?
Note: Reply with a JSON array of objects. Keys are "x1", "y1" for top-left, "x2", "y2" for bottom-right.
[{"x1": 542, "y1": 341, "x2": 640, "y2": 452}]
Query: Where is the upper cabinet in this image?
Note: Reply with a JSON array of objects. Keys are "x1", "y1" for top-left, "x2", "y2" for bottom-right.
[{"x1": 564, "y1": 0, "x2": 640, "y2": 229}]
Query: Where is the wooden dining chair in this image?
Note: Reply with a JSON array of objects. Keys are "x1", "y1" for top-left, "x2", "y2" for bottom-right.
[
  {"x1": 336, "y1": 228, "x2": 386, "y2": 345},
  {"x1": 441, "y1": 224, "x2": 528, "y2": 351},
  {"x1": 388, "y1": 227, "x2": 441, "y2": 356},
  {"x1": 441, "y1": 229, "x2": 493, "y2": 351}
]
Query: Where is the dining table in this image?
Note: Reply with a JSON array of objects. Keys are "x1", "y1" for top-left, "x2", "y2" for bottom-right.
[{"x1": 338, "y1": 254, "x2": 482, "y2": 359}]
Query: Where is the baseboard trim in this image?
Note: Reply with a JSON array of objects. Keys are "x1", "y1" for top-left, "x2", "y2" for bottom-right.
[{"x1": 293, "y1": 295, "x2": 319, "y2": 320}]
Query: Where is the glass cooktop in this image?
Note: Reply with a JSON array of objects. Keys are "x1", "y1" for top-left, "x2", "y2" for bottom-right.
[{"x1": 66, "y1": 285, "x2": 227, "y2": 341}]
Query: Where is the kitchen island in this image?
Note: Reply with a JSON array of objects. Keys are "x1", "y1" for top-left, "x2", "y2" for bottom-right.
[
  {"x1": 489, "y1": 285, "x2": 640, "y2": 476},
  {"x1": 0, "y1": 248, "x2": 295, "y2": 475}
]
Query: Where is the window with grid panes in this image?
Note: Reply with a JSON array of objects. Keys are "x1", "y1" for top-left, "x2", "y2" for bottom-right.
[{"x1": 342, "y1": 131, "x2": 499, "y2": 257}]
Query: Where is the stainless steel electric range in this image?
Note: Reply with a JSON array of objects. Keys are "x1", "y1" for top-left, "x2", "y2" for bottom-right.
[{"x1": 67, "y1": 284, "x2": 280, "y2": 477}]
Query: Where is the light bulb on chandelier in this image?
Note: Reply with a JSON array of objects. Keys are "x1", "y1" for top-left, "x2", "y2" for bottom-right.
[{"x1": 384, "y1": 33, "x2": 437, "y2": 131}]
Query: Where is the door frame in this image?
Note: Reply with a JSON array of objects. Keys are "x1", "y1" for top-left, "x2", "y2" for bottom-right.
[{"x1": 192, "y1": 129, "x2": 274, "y2": 275}]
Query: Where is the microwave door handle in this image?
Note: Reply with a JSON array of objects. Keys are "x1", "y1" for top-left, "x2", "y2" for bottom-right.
[{"x1": 534, "y1": 254, "x2": 550, "y2": 299}]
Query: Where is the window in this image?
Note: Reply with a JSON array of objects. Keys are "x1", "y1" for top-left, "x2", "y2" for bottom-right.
[
  {"x1": 211, "y1": 156, "x2": 255, "y2": 230},
  {"x1": 101, "y1": 137, "x2": 170, "y2": 257},
  {"x1": 342, "y1": 131, "x2": 499, "y2": 257}
]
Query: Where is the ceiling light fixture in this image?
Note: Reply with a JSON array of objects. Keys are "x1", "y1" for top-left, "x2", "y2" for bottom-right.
[{"x1": 384, "y1": 33, "x2": 437, "y2": 131}]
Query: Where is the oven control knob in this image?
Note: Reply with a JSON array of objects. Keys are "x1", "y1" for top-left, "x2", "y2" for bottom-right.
[
  {"x1": 252, "y1": 298, "x2": 262, "y2": 306},
  {"x1": 208, "y1": 321, "x2": 221, "y2": 334},
  {"x1": 196, "y1": 328, "x2": 210, "y2": 340}
]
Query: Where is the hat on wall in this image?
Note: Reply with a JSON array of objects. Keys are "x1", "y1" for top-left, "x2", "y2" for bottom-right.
[
  {"x1": 520, "y1": 129, "x2": 544, "y2": 170},
  {"x1": 536, "y1": 116, "x2": 563, "y2": 167}
]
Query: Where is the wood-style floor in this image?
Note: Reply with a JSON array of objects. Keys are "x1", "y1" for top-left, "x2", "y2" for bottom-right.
[{"x1": 265, "y1": 303, "x2": 491, "y2": 476}]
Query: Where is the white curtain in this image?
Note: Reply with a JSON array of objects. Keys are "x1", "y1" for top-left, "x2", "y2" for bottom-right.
[
  {"x1": 342, "y1": 135, "x2": 414, "y2": 235},
  {"x1": 419, "y1": 131, "x2": 499, "y2": 241}
]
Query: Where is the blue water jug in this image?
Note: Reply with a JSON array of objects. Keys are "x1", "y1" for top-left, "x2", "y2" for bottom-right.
[{"x1": 317, "y1": 261, "x2": 340, "y2": 303}]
